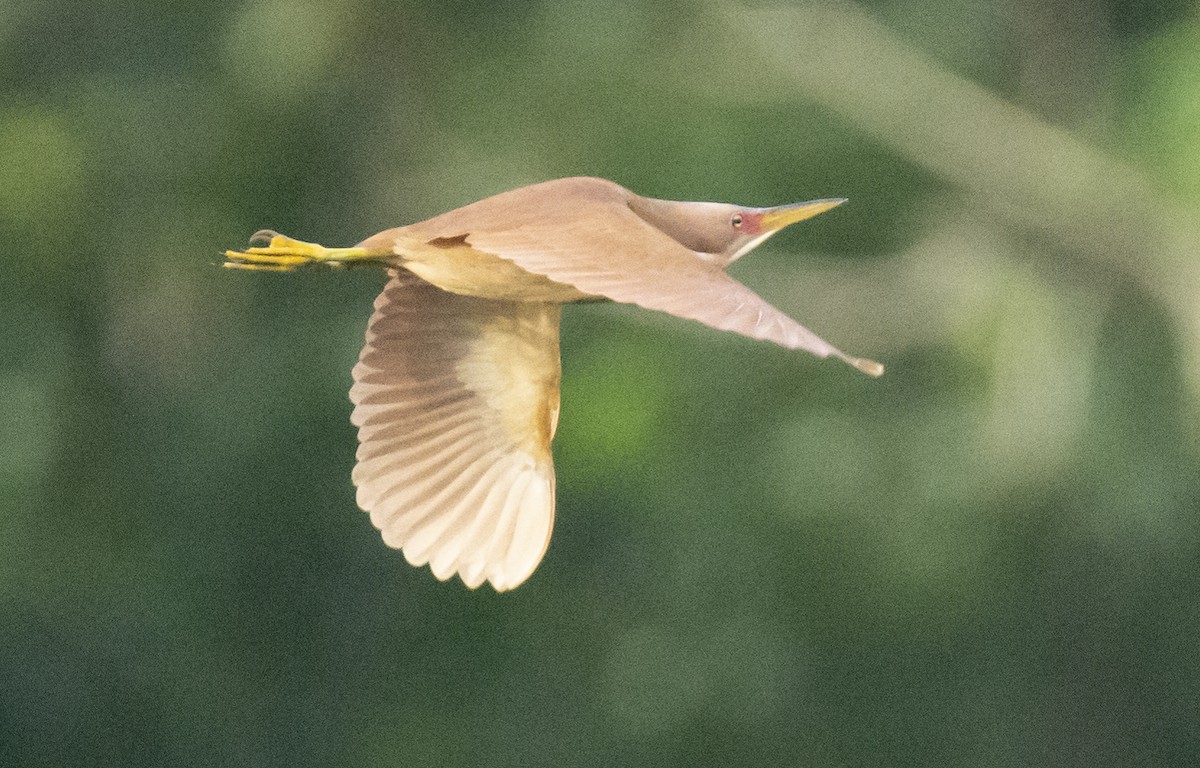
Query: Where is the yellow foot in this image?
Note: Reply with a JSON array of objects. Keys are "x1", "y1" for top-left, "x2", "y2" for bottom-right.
[{"x1": 223, "y1": 231, "x2": 389, "y2": 272}]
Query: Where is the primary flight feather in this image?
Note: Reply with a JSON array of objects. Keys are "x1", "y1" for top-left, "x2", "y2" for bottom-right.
[{"x1": 225, "y1": 176, "x2": 882, "y2": 591}]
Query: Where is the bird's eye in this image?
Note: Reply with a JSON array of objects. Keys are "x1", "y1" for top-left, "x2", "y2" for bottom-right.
[{"x1": 732, "y1": 214, "x2": 743, "y2": 229}]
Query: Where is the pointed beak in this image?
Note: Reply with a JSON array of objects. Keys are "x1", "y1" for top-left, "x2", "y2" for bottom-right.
[{"x1": 759, "y1": 198, "x2": 847, "y2": 233}]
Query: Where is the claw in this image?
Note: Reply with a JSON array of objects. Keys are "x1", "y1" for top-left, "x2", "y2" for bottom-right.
[
  {"x1": 224, "y1": 231, "x2": 392, "y2": 271},
  {"x1": 225, "y1": 232, "x2": 332, "y2": 269},
  {"x1": 249, "y1": 229, "x2": 282, "y2": 246}
]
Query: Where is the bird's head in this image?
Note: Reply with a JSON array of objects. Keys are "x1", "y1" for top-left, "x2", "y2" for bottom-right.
[
  {"x1": 728, "y1": 198, "x2": 847, "y2": 263},
  {"x1": 628, "y1": 195, "x2": 847, "y2": 267}
]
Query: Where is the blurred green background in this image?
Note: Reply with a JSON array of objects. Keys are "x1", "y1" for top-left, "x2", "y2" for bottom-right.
[{"x1": 3, "y1": 0, "x2": 1199, "y2": 765}]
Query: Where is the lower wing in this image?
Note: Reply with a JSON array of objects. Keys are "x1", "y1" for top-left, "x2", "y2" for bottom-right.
[{"x1": 349, "y1": 271, "x2": 563, "y2": 591}]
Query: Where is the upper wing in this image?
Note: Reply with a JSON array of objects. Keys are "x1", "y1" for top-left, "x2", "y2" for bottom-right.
[
  {"x1": 445, "y1": 204, "x2": 882, "y2": 375},
  {"x1": 349, "y1": 271, "x2": 562, "y2": 591}
]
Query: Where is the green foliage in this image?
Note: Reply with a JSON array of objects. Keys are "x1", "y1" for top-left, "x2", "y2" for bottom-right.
[{"x1": 2, "y1": 1, "x2": 1198, "y2": 766}]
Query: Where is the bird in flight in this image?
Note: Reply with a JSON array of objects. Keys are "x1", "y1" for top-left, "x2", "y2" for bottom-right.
[{"x1": 225, "y1": 176, "x2": 882, "y2": 592}]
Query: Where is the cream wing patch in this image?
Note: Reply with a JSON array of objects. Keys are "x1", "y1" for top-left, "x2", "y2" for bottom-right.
[{"x1": 349, "y1": 271, "x2": 562, "y2": 591}]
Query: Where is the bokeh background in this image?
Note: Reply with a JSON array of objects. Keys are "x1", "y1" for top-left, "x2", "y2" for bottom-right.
[{"x1": 3, "y1": 0, "x2": 1199, "y2": 765}]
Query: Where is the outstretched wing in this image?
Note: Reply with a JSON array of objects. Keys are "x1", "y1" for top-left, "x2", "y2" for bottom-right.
[
  {"x1": 349, "y1": 271, "x2": 562, "y2": 591},
  {"x1": 404, "y1": 192, "x2": 879, "y2": 375}
]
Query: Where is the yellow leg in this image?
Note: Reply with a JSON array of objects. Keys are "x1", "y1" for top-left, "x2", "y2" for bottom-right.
[{"x1": 223, "y1": 231, "x2": 391, "y2": 272}]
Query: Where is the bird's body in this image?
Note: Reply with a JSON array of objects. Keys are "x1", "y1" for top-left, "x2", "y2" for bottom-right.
[{"x1": 225, "y1": 176, "x2": 881, "y2": 591}]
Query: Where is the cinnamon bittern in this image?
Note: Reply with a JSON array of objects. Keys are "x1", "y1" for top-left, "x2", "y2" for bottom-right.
[{"x1": 225, "y1": 176, "x2": 882, "y2": 591}]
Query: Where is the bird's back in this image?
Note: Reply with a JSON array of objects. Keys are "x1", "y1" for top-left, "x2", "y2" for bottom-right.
[
  {"x1": 403, "y1": 177, "x2": 634, "y2": 241},
  {"x1": 357, "y1": 178, "x2": 629, "y2": 302}
]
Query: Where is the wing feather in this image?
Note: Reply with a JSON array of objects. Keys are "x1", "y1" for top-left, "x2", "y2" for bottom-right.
[
  {"x1": 411, "y1": 195, "x2": 865, "y2": 366},
  {"x1": 349, "y1": 271, "x2": 561, "y2": 591},
  {"x1": 475, "y1": 218, "x2": 844, "y2": 360},
  {"x1": 364, "y1": 178, "x2": 880, "y2": 375}
]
